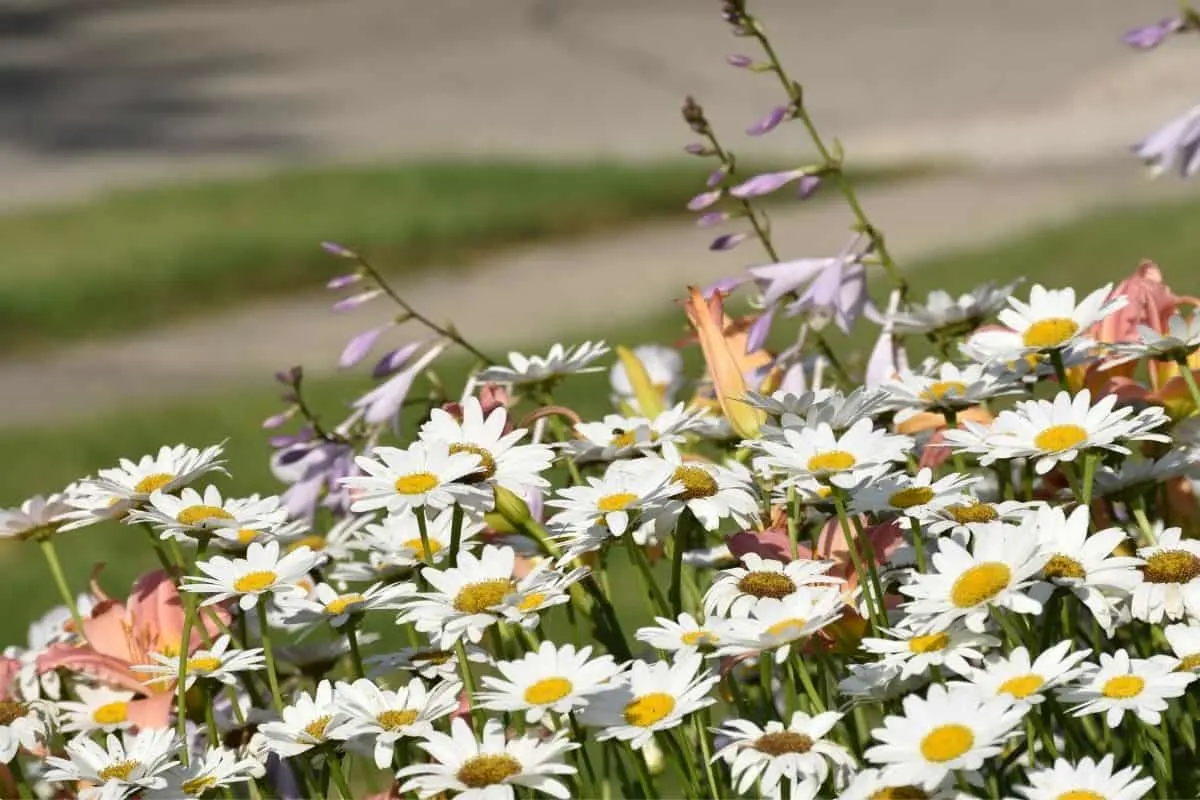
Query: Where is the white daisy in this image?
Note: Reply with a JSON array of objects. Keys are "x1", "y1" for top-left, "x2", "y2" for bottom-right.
[
  {"x1": 849, "y1": 468, "x2": 978, "y2": 521},
  {"x1": 334, "y1": 676, "x2": 461, "y2": 769},
  {"x1": 399, "y1": 717, "x2": 578, "y2": 799},
  {"x1": 642, "y1": 442, "x2": 760, "y2": 531},
  {"x1": 259, "y1": 680, "x2": 355, "y2": 758},
  {"x1": 60, "y1": 443, "x2": 227, "y2": 530},
  {"x1": 751, "y1": 418, "x2": 911, "y2": 489},
  {"x1": 44, "y1": 729, "x2": 181, "y2": 798},
  {"x1": 899, "y1": 525, "x2": 1049, "y2": 633},
  {"x1": 1094, "y1": 451, "x2": 1199, "y2": 498},
  {"x1": 495, "y1": 564, "x2": 588, "y2": 628},
  {"x1": 57, "y1": 685, "x2": 138, "y2": 734},
  {"x1": 957, "y1": 641, "x2": 1090, "y2": 707},
  {"x1": 276, "y1": 581, "x2": 413, "y2": 629},
  {"x1": 636, "y1": 612, "x2": 730, "y2": 655},
  {"x1": 864, "y1": 682, "x2": 1025, "y2": 790},
  {"x1": 917, "y1": 497, "x2": 1042, "y2": 545},
  {"x1": 343, "y1": 441, "x2": 491, "y2": 515},
  {"x1": 367, "y1": 643, "x2": 491, "y2": 683},
  {"x1": 127, "y1": 486, "x2": 287, "y2": 543},
  {"x1": 567, "y1": 403, "x2": 710, "y2": 463},
  {"x1": 546, "y1": 459, "x2": 678, "y2": 538},
  {"x1": 0, "y1": 492, "x2": 72, "y2": 541},
  {"x1": 581, "y1": 652, "x2": 719, "y2": 748},
  {"x1": 0, "y1": 698, "x2": 51, "y2": 763},
  {"x1": 837, "y1": 661, "x2": 927, "y2": 703},
  {"x1": 751, "y1": 387, "x2": 891, "y2": 433},
  {"x1": 719, "y1": 587, "x2": 846, "y2": 663},
  {"x1": 610, "y1": 344, "x2": 684, "y2": 412},
  {"x1": 1108, "y1": 310, "x2": 1200, "y2": 363},
  {"x1": 476, "y1": 340, "x2": 610, "y2": 385},
  {"x1": 879, "y1": 360, "x2": 1023, "y2": 423},
  {"x1": 182, "y1": 539, "x2": 322, "y2": 611},
  {"x1": 1033, "y1": 505, "x2": 1142, "y2": 633},
  {"x1": 889, "y1": 281, "x2": 1020, "y2": 336},
  {"x1": 400, "y1": 544, "x2": 519, "y2": 648},
  {"x1": 861, "y1": 622, "x2": 998, "y2": 680},
  {"x1": 840, "y1": 767, "x2": 957, "y2": 800},
  {"x1": 704, "y1": 554, "x2": 842, "y2": 619},
  {"x1": 348, "y1": 507, "x2": 486, "y2": 569},
  {"x1": 969, "y1": 283, "x2": 1126, "y2": 361},
  {"x1": 145, "y1": 747, "x2": 262, "y2": 798},
  {"x1": 1013, "y1": 754, "x2": 1154, "y2": 800},
  {"x1": 132, "y1": 635, "x2": 264, "y2": 690},
  {"x1": 478, "y1": 641, "x2": 623, "y2": 724},
  {"x1": 1163, "y1": 622, "x2": 1200, "y2": 672},
  {"x1": 1131, "y1": 527, "x2": 1200, "y2": 622},
  {"x1": 712, "y1": 711, "x2": 856, "y2": 800},
  {"x1": 419, "y1": 396, "x2": 553, "y2": 495},
  {"x1": 1063, "y1": 649, "x2": 1196, "y2": 726}
]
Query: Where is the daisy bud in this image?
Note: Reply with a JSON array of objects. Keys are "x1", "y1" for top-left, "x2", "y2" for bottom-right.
[
  {"x1": 687, "y1": 190, "x2": 722, "y2": 211},
  {"x1": 492, "y1": 485, "x2": 533, "y2": 528},
  {"x1": 710, "y1": 232, "x2": 750, "y2": 251},
  {"x1": 332, "y1": 289, "x2": 382, "y2": 311},
  {"x1": 746, "y1": 105, "x2": 789, "y2": 136},
  {"x1": 320, "y1": 241, "x2": 357, "y2": 258}
]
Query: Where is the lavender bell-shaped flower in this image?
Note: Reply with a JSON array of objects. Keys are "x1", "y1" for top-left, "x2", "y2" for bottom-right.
[
  {"x1": 1133, "y1": 103, "x2": 1200, "y2": 178},
  {"x1": 353, "y1": 340, "x2": 448, "y2": 424},
  {"x1": 729, "y1": 169, "x2": 819, "y2": 200},
  {"x1": 1123, "y1": 17, "x2": 1184, "y2": 49},
  {"x1": 746, "y1": 105, "x2": 789, "y2": 136}
]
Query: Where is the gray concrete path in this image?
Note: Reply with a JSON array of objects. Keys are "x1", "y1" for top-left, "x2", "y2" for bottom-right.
[{"x1": 0, "y1": 161, "x2": 1193, "y2": 428}]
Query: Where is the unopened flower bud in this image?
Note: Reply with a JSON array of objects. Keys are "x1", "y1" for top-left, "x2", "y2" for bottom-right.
[
  {"x1": 321, "y1": 241, "x2": 357, "y2": 258},
  {"x1": 492, "y1": 485, "x2": 533, "y2": 528},
  {"x1": 682, "y1": 96, "x2": 708, "y2": 133},
  {"x1": 726, "y1": 54, "x2": 753, "y2": 68}
]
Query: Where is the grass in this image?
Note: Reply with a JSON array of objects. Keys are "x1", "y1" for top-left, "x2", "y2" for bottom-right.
[
  {"x1": 5, "y1": 187, "x2": 1200, "y2": 642},
  {"x1": 0, "y1": 159, "x2": 920, "y2": 353}
]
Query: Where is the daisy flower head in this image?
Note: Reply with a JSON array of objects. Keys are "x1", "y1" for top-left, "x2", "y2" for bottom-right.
[
  {"x1": 1163, "y1": 622, "x2": 1200, "y2": 671},
  {"x1": 1109, "y1": 310, "x2": 1200, "y2": 363},
  {"x1": 276, "y1": 581, "x2": 413, "y2": 629},
  {"x1": 976, "y1": 283, "x2": 1127, "y2": 361},
  {"x1": 704, "y1": 553, "x2": 842, "y2": 619},
  {"x1": 476, "y1": 340, "x2": 610, "y2": 386},
  {"x1": 182, "y1": 539, "x2": 322, "y2": 611},
  {"x1": 259, "y1": 680, "x2": 354, "y2": 757},
  {"x1": 567, "y1": 403, "x2": 710, "y2": 463},
  {"x1": 57, "y1": 685, "x2": 138, "y2": 734},
  {"x1": 764, "y1": 387, "x2": 893, "y2": 434},
  {"x1": 132, "y1": 635, "x2": 264, "y2": 691},
  {"x1": 636, "y1": 612, "x2": 730, "y2": 655},
  {"x1": 840, "y1": 768, "x2": 957, "y2": 800},
  {"x1": 1013, "y1": 754, "x2": 1154, "y2": 800},
  {"x1": 849, "y1": 467, "x2": 978, "y2": 522},
  {"x1": 650, "y1": 441, "x2": 760, "y2": 530},
  {"x1": 146, "y1": 747, "x2": 263, "y2": 798},
  {"x1": 0, "y1": 492, "x2": 72, "y2": 541},
  {"x1": 918, "y1": 497, "x2": 1042, "y2": 545},
  {"x1": 751, "y1": 418, "x2": 911, "y2": 489},
  {"x1": 351, "y1": 507, "x2": 486, "y2": 572},
  {"x1": 546, "y1": 457, "x2": 678, "y2": 538},
  {"x1": 1033, "y1": 505, "x2": 1142, "y2": 633},
  {"x1": 889, "y1": 280, "x2": 1020, "y2": 336},
  {"x1": 401, "y1": 544, "x2": 519, "y2": 648},
  {"x1": 861, "y1": 622, "x2": 999, "y2": 680},
  {"x1": 419, "y1": 396, "x2": 553, "y2": 495},
  {"x1": 581, "y1": 652, "x2": 719, "y2": 747},
  {"x1": 44, "y1": 728, "x2": 181, "y2": 799},
  {"x1": 1063, "y1": 649, "x2": 1196, "y2": 726},
  {"x1": 610, "y1": 344, "x2": 684, "y2": 412},
  {"x1": 1132, "y1": 527, "x2": 1200, "y2": 622},
  {"x1": 1093, "y1": 450, "x2": 1199, "y2": 498},
  {"x1": 399, "y1": 717, "x2": 578, "y2": 799},
  {"x1": 367, "y1": 643, "x2": 491, "y2": 683},
  {"x1": 899, "y1": 523, "x2": 1049, "y2": 633},
  {"x1": 342, "y1": 440, "x2": 490, "y2": 515},
  {"x1": 495, "y1": 564, "x2": 588, "y2": 627},
  {"x1": 879, "y1": 360, "x2": 1023, "y2": 422},
  {"x1": 0, "y1": 697, "x2": 51, "y2": 763},
  {"x1": 478, "y1": 641, "x2": 623, "y2": 724},
  {"x1": 864, "y1": 682, "x2": 1025, "y2": 790},
  {"x1": 712, "y1": 711, "x2": 855, "y2": 800},
  {"x1": 334, "y1": 676, "x2": 461, "y2": 769},
  {"x1": 720, "y1": 586, "x2": 845, "y2": 663},
  {"x1": 958, "y1": 641, "x2": 1090, "y2": 707},
  {"x1": 127, "y1": 485, "x2": 287, "y2": 543},
  {"x1": 838, "y1": 660, "x2": 927, "y2": 703}
]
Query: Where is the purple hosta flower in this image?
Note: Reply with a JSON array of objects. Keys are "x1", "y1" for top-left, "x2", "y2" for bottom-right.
[
  {"x1": 373, "y1": 341, "x2": 424, "y2": 379},
  {"x1": 705, "y1": 276, "x2": 750, "y2": 296},
  {"x1": 729, "y1": 169, "x2": 819, "y2": 200},
  {"x1": 262, "y1": 408, "x2": 297, "y2": 430},
  {"x1": 688, "y1": 190, "x2": 723, "y2": 211},
  {"x1": 326, "y1": 273, "x2": 361, "y2": 290},
  {"x1": 749, "y1": 237, "x2": 871, "y2": 334},
  {"x1": 866, "y1": 290, "x2": 910, "y2": 387},
  {"x1": 321, "y1": 241, "x2": 357, "y2": 258},
  {"x1": 339, "y1": 323, "x2": 393, "y2": 369},
  {"x1": 710, "y1": 232, "x2": 750, "y2": 251},
  {"x1": 272, "y1": 438, "x2": 358, "y2": 520},
  {"x1": 747, "y1": 105, "x2": 789, "y2": 136},
  {"x1": 1123, "y1": 16, "x2": 1184, "y2": 49},
  {"x1": 1133, "y1": 103, "x2": 1200, "y2": 178},
  {"x1": 353, "y1": 340, "x2": 448, "y2": 424},
  {"x1": 332, "y1": 289, "x2": 382, "y2": 311},
  {"x1": 707, "y1": 166, "x2": 730, "y2": 188},
  {"x1": 696, "y1": 211, "x2": 731, "y2": 228},
  {"x1": 745, "y1": 306, "x2": 776, "y2": 354},
  {"x1": 727, "y1": 54, "x2": 753, "y2": 68}
]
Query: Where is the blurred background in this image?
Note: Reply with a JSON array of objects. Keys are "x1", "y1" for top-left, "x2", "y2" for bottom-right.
[{"x1": 2, "y1": 0, "x2": 1200, "y2": 627}]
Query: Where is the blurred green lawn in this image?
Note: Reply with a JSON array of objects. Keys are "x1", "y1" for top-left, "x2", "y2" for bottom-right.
[{"x1": 3, "y1": 188, "x2": 1200, "y2": 643}]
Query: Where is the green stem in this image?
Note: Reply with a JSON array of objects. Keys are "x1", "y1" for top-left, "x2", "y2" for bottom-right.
[
  {"x1": 832, "y1": 494, "x2": 885, "y2": 631},
  {"x1": 1177, "y1": 357, "x2": 1200, "y2": 413},
  {"x1": 793, "y1": 660, "x2": 826, "y2": 713},
  {"x1": 786, "y1": 486, "x2": 801, "y2": 560},
  {"x1": 326, "y1": 752, "x2": 354, "y2": 800},
  {"x1": 176, "y1": 537, "x2": 209, "y2": 764},
  {"x1": 694, "y1": 711, "x2": 721, "y2": 800},
  {"x1": 1049, "y1": 348, "x2": 1070, "y2": 386},
  {"x1": 626, "y1": 743, "x2": 659, "y2": 799},
  {"x1": 256, "y1": 601, "x2": 285, "y2": 713},
  {"x1": 448, "y1": 503, "x2": 465, "y2": 568},
  {"x1": 203, "y1": 682, "x2": 221, "y2": 746},
  {"x1": 624, "y1": 536, "x2": 670, "y2": 618},
  {"x1": 415, "y1": 507, "x2": 434, "y2": 578},
  {"x1": 911, "y1": 518, "x2": 928, "y2": 573},
  {"x1": 668, "y1": 512, "x2": 694, "y2": 618},
  {"x1": 346, "y1": 625, "x2": 366, "y2": 680},
  {"x1": 1079, "y1": 452, "x2": 1098, "y2": 510},
  {"x1": 455, "y1": 640, "x2": 482, "y2": 730},
  {"x1": 9, "y1": 755, "x2": 34, "y2": 800},
  {"x1": 37, "y1": 537, "x2": 87, "y2": 643}
]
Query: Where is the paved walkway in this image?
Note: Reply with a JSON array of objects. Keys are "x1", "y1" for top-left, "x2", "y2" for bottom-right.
[{"x1": 0, "y1": 162, "x2": 1192, "y2": 427}]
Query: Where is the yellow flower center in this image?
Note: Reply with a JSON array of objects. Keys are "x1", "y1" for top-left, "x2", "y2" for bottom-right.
[
  {"x1": 680, "y1": 630, "x2": 719, "y2": 647},
  {"x1": 806, "y1": 450, "x2": 856, "y2": 473},
  {"x1": 946, "y1": 502, "x2": 998, "y2": 524},
  {"x1": 610, "y1": 430, "x2": 658, "y2": 449},
  {"x1": 737, "y1": 571, "x2": 797, "y2": 599},
  {"x1": 1142, "y1": 550, "x2": 1200, "y2": 584},
  {"x1": 304, "y1": 715, "x2": 332, "y2": 740},
  {"x1": 1177, "y1": 654, "x2": 1200, "y2": 672},
  {"x1": 133, "y1": 473, "x2": 175, "y2": 494},
  {"x1": 765, "y1": 617, "x2": 809, "y2": 639},
  {"x1": 997, "y1": 673, "x2": 1045, "y2": 699},
  {"x1": 237, "y1": 528, "x2": 260, "y2": 544},
  {"x1": 868, "y1": 788, "x2": 929, "y2": 800},
  {"x1": 233, "y1": 570, "x2": 278, "y2": 593},
  {"x1": 176, "y1": 505, "x2": 234, "y2": 526},
  {"x1": 325, "y1": 593, "x2": 367, "y2": 616},
  {"x1": 517, "y1": 592, "x2": 547, "y2": 612},
  {"x1": 98, "y1": 760, "x2": 140, "y2": 781},
  {"x1": 1101, "y1": 675, "x2": 1145, "y2": 699},
  {"x1": 376, "y1": 709, "x2": 419, "y2": 730},
  {"x1": 456, "y1": 754, "x2": 522, "y2": 789},
  {"x1": 411, "y1": 649, "x2": 453, "y2": 666},
  {"x1": 1056, "y1": 792, "x2": 1105, "y2": 800},
  {"x1": 453, "y1": 579, "x2": 514, "y2": 613},
  {"x1": 907, "y1": 632, "x2": 950, "y2": 654},
  {"x1": 1034, "y1": 424, "x2": 1089, "y2": 452},
  {"x1": 1043, "y1": 554, "x2": 1086, "y2": 580},
  {"x1": 288, "y1": 535, "x2": 326, "y2": 552},
  {"x1": 186, "y1": 656, "x2": 222, "y2": 674},
  {"x1": 623, "y1": 692, "x2": 676, "y2": 727},
  {"x1": 523, "y1": 677, "x2": 573, "y2": 705},
  {"x1": 181, "y1": 775, "x2": 218, "y2": 796},
  {"x1": 672, "y1": 465, "x2": 719, "y2": 501},
  {"x1": 449, "y1": 443, "x2": 497, "y2": 481},
  {"x1": 394, "y1": 472, "x2": 440, "y2": 495},
  {"x1": 93, "y1": 701, "x2": 129, "y2": 726},
  {"x1": 919, "y1": 723, "x2": 975, "y2": 763},
  {"x1": 0, "y1": 701, "x2": 29, "y2": 726},
  {"x1": 1022, "y1": 317, "x2": 1079, "y2": 349},
  {"x1": 889, "y1": 486, "x2": 935, "y2": 509},
  {"x1": 753, "y1": 731, "x2": 814, "y2": 755},
  {"x1": 403, "y1": 537, "x2": 443, "y2": 560},
  {"x1": 949, "y1": 562, "x2": 1011, "y2": 608},
  {"x1": 920, "y1": 381, "x2": 968, "y2": 402},
  {"x1": 597, "y1": 492, "x2": 638, "y2": 512}
]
